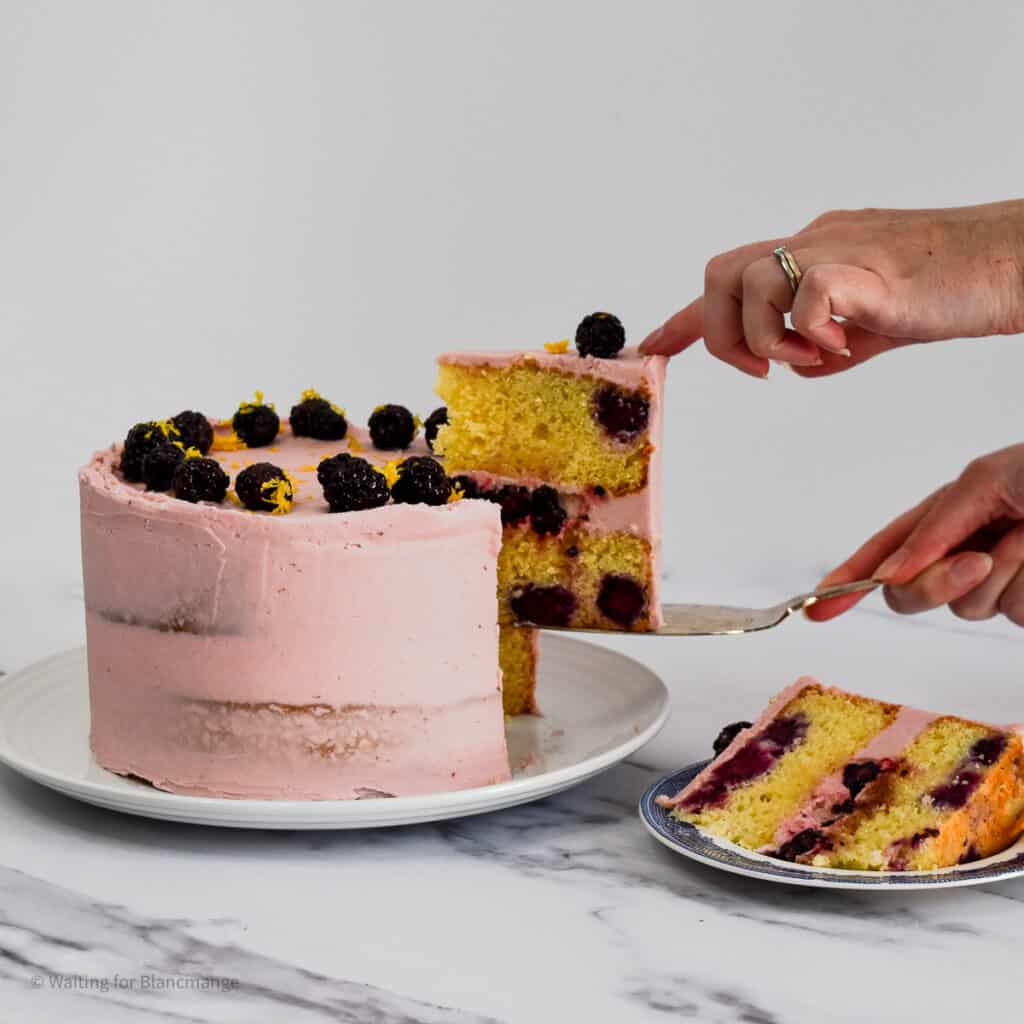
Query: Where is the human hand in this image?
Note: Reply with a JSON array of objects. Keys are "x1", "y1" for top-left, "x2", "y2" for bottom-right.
[
  {"x1": 807, "y1": 444, "x2": 1024, "y2": 625},
  {"x1": 640, "y1": 201, "x2": 1024, "y2": 378}
]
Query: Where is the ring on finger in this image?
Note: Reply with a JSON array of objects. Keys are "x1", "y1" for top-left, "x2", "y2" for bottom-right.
[{"x1": 772, "y1": 246, "x2": 803, "y2": 294}]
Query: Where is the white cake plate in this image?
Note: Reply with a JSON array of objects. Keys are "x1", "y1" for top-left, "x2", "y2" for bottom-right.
[{"x1": 0, "y1": 636, "x2": 668, "y2": 829}]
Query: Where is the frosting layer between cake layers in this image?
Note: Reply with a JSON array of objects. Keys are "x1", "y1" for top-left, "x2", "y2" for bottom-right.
[{"x1": 80, "y1": 429, "x2": 510, "y2": 799}]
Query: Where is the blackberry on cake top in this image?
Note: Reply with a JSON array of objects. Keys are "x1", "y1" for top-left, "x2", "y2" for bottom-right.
[
  {"x1": 320, "y1": 453, "x2": 391, "y2": 513},
  {"x1": 423, "y1": 407, "x2": 448, "y2": 452},
  {"x1": 172, "y1": 454, "x2": 230, "y2": 504},
  {"x1": 391, "y1": 456, "x2": 452, "y2": 506},
  {"x1": 170, "y1": 410, "x2": 214, "y2": 455},
  {"x1": 368, "y1": 404, "x2": 417, "y2": 450},
  {"x1": 141, "y1": 442, "x2": 186, "y2": 492},
  {"x1": 575, "y1": 312, "x2": 626, "y2": 358},
  {"x1": 290, "y1": 389, "x2": 348, "y2": 441},
  {"x1": 232, "y1": 392, "x2": 280, "y2": 448},
  {"x1": 235, "y1": 462, "x2": 293, "y2": 513},
  {"x1": 120, "y1": 421, "x2": 181, "y2": 482}
]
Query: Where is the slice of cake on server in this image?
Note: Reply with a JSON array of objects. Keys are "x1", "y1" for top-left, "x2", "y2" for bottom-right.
[
  {"x1": 434, "y1": 313, "x2": 668, "y2": 715},
  {"x1": 657, "y1": 678, "x2": 1024, "y2": 871}
]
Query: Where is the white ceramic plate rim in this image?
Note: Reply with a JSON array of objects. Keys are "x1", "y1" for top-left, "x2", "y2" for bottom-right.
[
  {"x1": 0, "y1": 639, "x2": 669, "y2": 829},
  {"x1": 639, "y1": 761, "x2": 1024, "y2": 890}
]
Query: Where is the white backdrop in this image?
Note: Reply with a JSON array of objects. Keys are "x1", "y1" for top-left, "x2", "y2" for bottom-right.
[{"x1": 3, "y1": 1, "x2": 1024, "y2": 666}]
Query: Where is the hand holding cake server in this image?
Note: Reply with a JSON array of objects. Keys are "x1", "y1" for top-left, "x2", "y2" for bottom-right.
[{"x1": 640, "y1": 200, "x2": 1024, "y2": 628}]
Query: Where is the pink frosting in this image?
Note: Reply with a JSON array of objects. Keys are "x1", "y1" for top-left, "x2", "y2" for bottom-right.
[
  {"x1": 79, "y1": 432, "x2": 511, "y2": 799},
  {"x1": 437, "y1": 347, "x2": 667, "y2": 627}
]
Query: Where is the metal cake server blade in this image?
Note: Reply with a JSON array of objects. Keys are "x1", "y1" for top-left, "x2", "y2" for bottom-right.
[{"x1": 516, "y1": 577, "x2": 882, "y2": 637}]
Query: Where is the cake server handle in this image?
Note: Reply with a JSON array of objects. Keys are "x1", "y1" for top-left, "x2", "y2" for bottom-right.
[{"x1": 517, "y1": 577, "x2": 883, "y2": 637}]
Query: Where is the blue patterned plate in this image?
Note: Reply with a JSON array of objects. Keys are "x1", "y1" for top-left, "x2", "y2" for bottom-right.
[{"x1": 640, "y1": 761, "x2": 1024, "y2": 890}]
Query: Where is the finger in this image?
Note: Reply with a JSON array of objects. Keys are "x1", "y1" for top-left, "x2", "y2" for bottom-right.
[
  {"x1": 806, "y1": 490, "x2": 942, "y2": 621},
  {"x1": 950, "y1": 524, "x2": 1024, "y2": 620},
  {"x1": 789, "y1": 263, "x2": 888, "y2": 352},
  {"x1": 997, "y1": 565, "x2": 1024, "y2": 627},
  {"x1": 883, "y1": 552, "x2": 993, "y2": 615},
  {"x1": 639, "y1": 297, "x2": 704, "y2": 355},
  {"x1": 874, "y1": 463, "x2": 1011, "y2": 584},
  {"x1": 790, "y1": 324, "x2": 917, "y2": 378},
  {"x1": 702, "y1": 277, "x2": 771, "y2": 379},
  {"x1": 739, "y1": 257, "x2": 823, "y2": 365}
]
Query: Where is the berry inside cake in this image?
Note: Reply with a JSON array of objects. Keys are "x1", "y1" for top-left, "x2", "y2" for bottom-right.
[
  {"x1": 434, "y1": 314, "x2": 667, "y2": 714},
  {"x1": 657, "y1": 678, "x2": 1024, "y2": 871}
]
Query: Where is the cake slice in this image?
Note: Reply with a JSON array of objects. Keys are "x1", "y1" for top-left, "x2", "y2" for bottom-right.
[
  {"x1": 657, "y1": 678, "x2": 1024, "y2": 871},
  {"x1": 435, "y1": 316, "x2": 667, "y2": 714}
]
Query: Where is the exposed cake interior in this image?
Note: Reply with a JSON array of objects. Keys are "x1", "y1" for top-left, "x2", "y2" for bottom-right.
[{"x1": 436, "y1": 347, "x2": 667, "y2": 714}]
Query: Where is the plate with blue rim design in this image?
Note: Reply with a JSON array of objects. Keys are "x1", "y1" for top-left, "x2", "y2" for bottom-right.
[{"x1": 639, "y1": 761, "x2": 1024, "y2": 890}]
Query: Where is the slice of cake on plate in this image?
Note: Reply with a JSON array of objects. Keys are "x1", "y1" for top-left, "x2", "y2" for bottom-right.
[
  {"x1": 657, "y1": 678, "x2": 1024, "y2": 871},
  {"x1": 80, "y1": 390, "x2": 510, "y2": 800},
  {"x1": 434, "y1": 313, "x2": 668, "y2": 714}
]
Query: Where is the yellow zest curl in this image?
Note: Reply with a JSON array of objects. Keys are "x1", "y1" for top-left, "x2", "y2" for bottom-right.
[
  {"x1": 211, "y1": 430, "x2": 247, "y2": 452},
  {"x1": 377, "y1": 459, "x2": 402, "y2": 489},
  {"x1": 238, "y1": 390, "x2": 274, "y2": 414},
  {"x1": 348, "y1": 435, "x2": 364, "y2": 453},
  {"x1": 260, "y1": 472, "x2": 295, "y2": 515},
  {"x1": 544, "y1": 338, "x2": 570, "y2": 354},
  {"x1": 448, "y1": 483, "x2": 465, "y2": 503}
]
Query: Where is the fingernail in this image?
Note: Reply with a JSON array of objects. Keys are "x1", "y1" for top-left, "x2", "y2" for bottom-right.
[
  {"x1": 951, "y1": 552, "x2": 992, "y2": 587},
  {"x1": 876, "y1": 548, "x2": 909, "y2": 580},
  {"x1": 836, "y1": 348, "x2": 852, "y2": 358}
]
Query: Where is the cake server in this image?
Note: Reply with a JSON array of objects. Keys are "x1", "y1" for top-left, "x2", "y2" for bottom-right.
[{"x1": 517, "y1": 577, "x2": 882, "y2": 637}]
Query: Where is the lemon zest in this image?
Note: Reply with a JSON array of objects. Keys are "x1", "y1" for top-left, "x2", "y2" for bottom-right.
[
  {"x1": 348, "y1": 435, "x2": 364, "y2": 453},
  {"x1": 260, "y1": 472, "x2": 295, "y2": 515},
  {"x1": 211, "y1": 430, "x2": 247, "y2": 452},
  {"x1": 377, "y1": 459, "x2": 402, "y2": 489},
  {"x1": 544, "y1": 338, "x2": 570, "y2": 354},
  {"x1": 448, "y1": 483, "x2": 465, "y2": 503}
]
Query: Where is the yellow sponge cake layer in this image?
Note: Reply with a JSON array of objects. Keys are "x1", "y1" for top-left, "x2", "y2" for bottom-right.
[
  {"x1": 436, "y1": 351, "x2": 665, "y2": 496},
  {"x1": 664, "y1": 683, "x2": 900, "y2": 849},
  {"x1": 499, "y1": 626, "x2": 539, "y2": 716}
]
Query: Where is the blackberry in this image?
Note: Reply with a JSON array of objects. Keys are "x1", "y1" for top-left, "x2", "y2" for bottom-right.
[
  {"x1": 596, "y1": 574, "x2": 646, "y2": 626},
  {"x1": 368, "y1": 404, "x2": 416, "y2": 450},
  {"x1": 391, "y1": 456, "x2": 451, "y2": 506},
  {"x1": 450, "y1": 474, "x2": 480, "y2": 500},
  {"x1": 594, "y1": 385, "x2": 649, "y2": 441},
  {"x1": 509, "y1": 584, "x2": 576, "y2": 627},
  {"x1": 775, "y1": 828, "x2": 826, "y2": 862},
  {"x1": 141, "y1": 443, "x2": 185, "y2": 492},
  {"x1": 488, "y1": 484, "x2": 531, "y2": 526},
  {"x1": 172, "y1": 457, "x2": 229, "y2": 503},
  {"x1": 235, "y1": 462, "x2": 293, "y2": 513},
  {"x1": 712, "y1": 721, "x2": 753, "y2": 758},
  {"x1": 170, "y1": 410, "x2": 214, "y2": 455},
  {"x1": 120, "y1": 421, "x2": 179, "y2": 481},
  {"x1": 320, "y1": 455, "x2": 390, "y2": 513},
  {"x1": 575, "y1": 312, "x2": 626, "y2": 358},
  {"x1": 423, "y1": 407, "x2": 448, "y2": 451},
  {"x1": 529, "y1": 485, "x2": 567, "y2": 536},
  {"x1": 290, "y1": 391, "x2": 348, "y2": 441},
  {"x1": 317, "y1": 452, "x2": 358, "y2": 488},
  {"x1": 842, "y1": 760, "x2": 882, "y2": 799},
  {"x1": 232, "y1": 394, "x2": 280, "y2": 447}
]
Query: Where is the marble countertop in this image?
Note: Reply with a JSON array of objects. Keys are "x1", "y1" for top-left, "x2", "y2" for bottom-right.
[{"x1": 2, "y1": 567, "x2": 1023, "y2": 1023}]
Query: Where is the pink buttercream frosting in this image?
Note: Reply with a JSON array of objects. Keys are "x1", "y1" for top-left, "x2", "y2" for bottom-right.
[{"x1": 79, "y1": 426, "x2": 511, "y2": 799}]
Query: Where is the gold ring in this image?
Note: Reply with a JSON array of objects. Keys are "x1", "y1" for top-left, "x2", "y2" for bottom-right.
[{"x1": 772, "y1": 246, "x2": 803, "y2": 294}]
